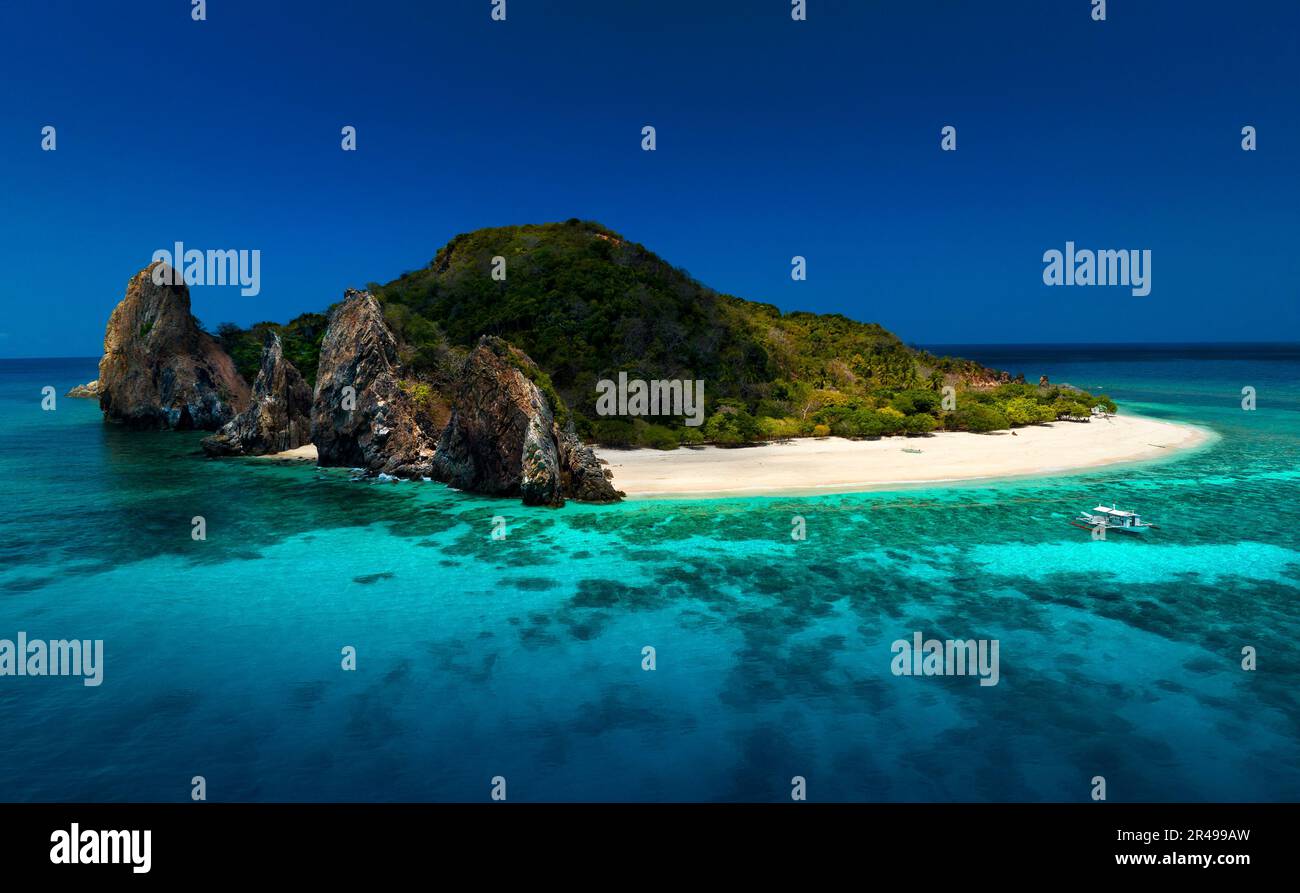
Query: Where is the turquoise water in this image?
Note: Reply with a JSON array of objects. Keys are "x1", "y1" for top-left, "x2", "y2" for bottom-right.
[{"x1": 1, "y1": 346, "x2": 1298, "y2": 802}]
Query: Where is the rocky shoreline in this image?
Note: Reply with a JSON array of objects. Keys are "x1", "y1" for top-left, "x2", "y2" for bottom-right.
[{"x1": 89, "y1": 265, "x2": 622, "y2": 506}]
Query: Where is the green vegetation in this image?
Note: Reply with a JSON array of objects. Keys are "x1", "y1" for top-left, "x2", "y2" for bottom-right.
[
  {"x1": 503, "y1": 347, "x2": 572, "y2": 432},
  {"x1": 216, "y1": 313, "x2": 329, "y2": 388},
  {"x1": 216, "y1": 221, "x2": 1118, "y2": 446},
  {"x1": 703, "y1": 404, "x2": 761, "y2": 445}
]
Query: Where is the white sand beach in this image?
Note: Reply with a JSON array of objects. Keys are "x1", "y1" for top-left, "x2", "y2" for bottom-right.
[
  {"x1": 250, "y1": 444, "x2": 318, "y2": 461},
  {"x1": 597, "y1": 413, "x2": 1212, "y2": 499},
  {"x1": 248, "y1": 413, "x2": 1212, "y2": 499}
]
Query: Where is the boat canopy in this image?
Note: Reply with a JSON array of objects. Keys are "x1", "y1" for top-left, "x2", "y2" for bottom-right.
[{"x1": 1092, "y1": 506, "x2": 1137, "y2": 517}]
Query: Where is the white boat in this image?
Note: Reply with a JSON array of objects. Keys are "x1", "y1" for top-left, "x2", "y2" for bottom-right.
[{"x1": 1071, "y1": 504, "x2": 1158, "y2": 535}]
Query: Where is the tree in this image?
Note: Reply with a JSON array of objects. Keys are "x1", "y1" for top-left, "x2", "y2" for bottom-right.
[
  {"x1": 1053, "y1": 398, "x2": 1090, "y2": 421},
  {"x1": 877, "y1": 406, "x2": 907, "y2": 436},
  {"x1": 591, "y1": 419, "x2": 636, "y2": 447},
  {"x1": 890, "y1": 388, "x2": 941, "y2": 415},
  {"x1": 904, "y1": 413, "x2": 936, "y2": 435},
  {"x1": 1090, "y1": 394, "x2": 1118, "y2": 414},
  {"x1": 704, "y1": 407, "x2": 760, "y2": 445},
  {"x1": 952, "y1": 404, "x2": 1009, "y2": 433},
  {"x1": 1002, "y1": 397, "x2": 1043, "y2": 427}
]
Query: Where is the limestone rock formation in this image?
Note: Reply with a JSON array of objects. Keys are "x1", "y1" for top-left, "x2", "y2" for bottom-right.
[
  {"x1": 97, "y1": 263, "x2": 250, "y2": 429},
  {"x1": 201, "y1": 332, "x2": 312, "y2": 457},
  {"x1": 558, "y1": 432, "x2": 624, "y2": 503},
  {"x1": 434, "y1": 337, "x2": 621, "y2": 505},
  {"x1": 66, "y1": 380, "x2": 100, "y2": 399},
  {"x1": 311, "y1": 289, "x2": 436, "y2": 477}
]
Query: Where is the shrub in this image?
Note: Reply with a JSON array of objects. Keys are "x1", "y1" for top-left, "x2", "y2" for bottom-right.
[
  {"x1": 704, "y1": 407, "x2": 760, "y2": 445},
  {"x1": 678, "y1": 426, "x2": 705, "y2": 446},
  {"x1": 831, "y1": 408, "x2": 892, "y2": 439},
  {"x1": 903, "y1": 413, "x2": 936, "y2": 435},
  {"x1": 638, "y1": 422, "x2": 681, "y2": 450},
  {"x1": 1053, "y1": 398, "x2": 1091, "y2": 420},
  {"x1": 591, "y1": 418, "x2": 637, "y2": 447},
  {"x1": 758, "y1": 416, "x2": 802, "y2": 440},
  {"x1": 878, "y1": 406, "x2": 907, "y2": 435},
  {"x1": 952, "y1": 403, "x2": 1009, "y2": 432},
  {"x1": 1002, "y1": 397, "x2": 1043, "y2": 427},
  {"x1": 755, "y1": 399, "x2": 792, "y2": 420},
  {"x1": 890, "y1": 388, "x2": 942, "y2": 416}
]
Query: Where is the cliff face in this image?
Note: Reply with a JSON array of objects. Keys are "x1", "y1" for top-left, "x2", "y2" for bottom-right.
[
  {"x1": 434, "y1": 337, "x2": 622, "y2": 506},
  {"x1": 311, "y1": 289, "x2": 437, "y2": 476},
  {"x1": 91, "y1": 264, "x2": 622, "y2": 505},
  {"x1": 201, "y1": 332, "x2": 312, "y2": 457},
  {"x1": 97, "y1": 263, "x2": 250, "y2": 430}
]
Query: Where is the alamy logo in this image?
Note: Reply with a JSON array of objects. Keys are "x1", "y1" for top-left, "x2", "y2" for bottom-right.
[
  {"x1": 0, "y1": 632, "x2": 103, "y2": 686},
  {"x1": 890, "y1": 631, "x2": 1000, "y2": 686},
  {"x1": 50, "y1": 824, "x2": 150, "y2": 874},
  {"x1": 1043, "y1": 241, "x2": 1151, "y2": 296},
  {"x1": 595, "y1": 372, "x2": 705, "y2": 426},
  {"x1": 151, "y1": 242, "x2": 261, "y2": 296}
]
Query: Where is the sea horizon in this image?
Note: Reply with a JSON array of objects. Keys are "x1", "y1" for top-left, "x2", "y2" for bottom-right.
[{"x1": 7, "y1": 340, "x2": 1300, "y2": 363}]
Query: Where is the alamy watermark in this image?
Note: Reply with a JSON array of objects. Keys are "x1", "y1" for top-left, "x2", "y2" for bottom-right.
[
  {"x1": 595, "y1": 372, "x2": 705, "y2": 426},
  {"x1": 151, "y1": 242, "x2": 261, "y2": 296},
  {"x1": 1042, "y1": 241, "x2": 1151, "y2": 297},
  {"x1": 50, "y1": 824, "x2": 150, "y2": 873},
  {"x1": 1, "y1": 632, "x2": 103, "y2": 686},
  {"x1": 890, "y1": 631, "x2": 999, "y2": 686}
]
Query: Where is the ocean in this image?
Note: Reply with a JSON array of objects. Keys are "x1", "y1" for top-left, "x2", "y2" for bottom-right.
[{"x1": 1, "y1": 344, "x2": 1297, "y2": 802}]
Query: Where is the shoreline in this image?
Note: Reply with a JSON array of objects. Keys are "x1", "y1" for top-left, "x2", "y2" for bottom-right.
[
  {"x1": 595, "y1": 413, "x2": 1214, "y2": 500},
  {"x1": 248, "y1": 413, "x2": 1214, "y2": 500}
]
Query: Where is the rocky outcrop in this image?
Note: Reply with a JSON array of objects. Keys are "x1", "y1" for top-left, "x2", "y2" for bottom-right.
[
  {"x1": 201, "y1": 332, "x2": 312, "y2": 457},
  {"x1": 97, "y1": 263, "x2": 250, "y2": 429},
  {"x1": 433, "y1": 337, "x2": 559, "y2": 503},
  {"x1": 311, "y1": 289, "x2": 436, "y2": 476},
  {"x1": 1039, "y1": 374, "x2": 1051, "y2": 388},
  {"x1": 434, "y1": 337, "x2": 621, "y2": 506},
  {"x1": 66, "y1": 380, "x2": 100, "y2": 399},
  {"x1": 558, "y1": 432, "x2": 623, "y2": 503}
]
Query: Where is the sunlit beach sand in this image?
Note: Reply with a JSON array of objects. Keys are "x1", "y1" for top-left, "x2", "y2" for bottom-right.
[{"x1": 597, "y1": 413, "x2": 1211, "y2": 498}]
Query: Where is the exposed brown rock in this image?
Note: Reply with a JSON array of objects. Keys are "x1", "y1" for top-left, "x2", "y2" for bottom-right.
[
  {"x1": 434, "y1": 336, "x2": 621, "y2": 505},
  {"x1": 558, "y1": 431, "x2": 624, "y2": 503},
  {"x1": 434, "y1": 337, "x2": 559, "y2": 504},
  {"x1": 66, "y1": 380, "x2": 100, "y2": 399},
  {"x1": 202, "y1": 332, "x2": 312, "y2": 457},
  {"x1": 962, "y1": 368, "x2": 1014, "y2": 389},
  {"x1": 311, "y1": 289, "x2": 436, "y2": 476},
  {"x1": 97, "y1": 263, "x2": 250, "y2": 429}
]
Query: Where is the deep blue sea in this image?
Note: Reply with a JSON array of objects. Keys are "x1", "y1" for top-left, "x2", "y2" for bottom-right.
[{"x1": 1, "y1": 345, "x2": 1298, "y2": 802}]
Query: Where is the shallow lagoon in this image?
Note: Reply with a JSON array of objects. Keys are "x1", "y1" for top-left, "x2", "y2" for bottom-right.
[{"x1": 1, "y1": 347, "x2": 1297, "y2": 801}]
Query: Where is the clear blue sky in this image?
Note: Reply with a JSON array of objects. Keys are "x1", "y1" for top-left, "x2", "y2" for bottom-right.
[{"x1": 1, "y1": 0, "x2": 1296, "y2": 358}]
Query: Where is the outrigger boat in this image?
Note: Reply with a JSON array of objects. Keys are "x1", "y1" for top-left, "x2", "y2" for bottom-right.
[{"x1": 1070, "y1": 504, "x2": 1159, "y2": 535}]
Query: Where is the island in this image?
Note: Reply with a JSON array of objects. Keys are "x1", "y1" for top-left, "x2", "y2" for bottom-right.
[{"x1": 74, "y1": 219, "x2": 1207, "y2": 503}]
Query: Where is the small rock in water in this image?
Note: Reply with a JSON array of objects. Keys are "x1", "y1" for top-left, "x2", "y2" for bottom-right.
[
  {"x1": 353, "y1": 572, "x2": 396, "y2": 585},
  {"x1": 66, "y1": 380, "x2": 100, "y2": 399}
]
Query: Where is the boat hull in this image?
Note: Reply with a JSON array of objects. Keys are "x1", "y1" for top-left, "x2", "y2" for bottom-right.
[{"x1": 1070, "y1": 520, "x2": 1151, "y2": 535}]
